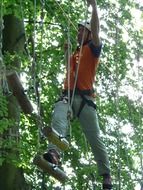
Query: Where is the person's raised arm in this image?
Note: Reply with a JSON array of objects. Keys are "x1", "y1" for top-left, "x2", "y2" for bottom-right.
[{"x1": 87, "y1": 0, "x2": 100, "y2": 46}]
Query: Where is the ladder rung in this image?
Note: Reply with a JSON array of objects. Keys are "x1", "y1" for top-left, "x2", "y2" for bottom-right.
[
  {"x1": 33, "y1": 154, "x2": 68, "y2": 183},
  {"x1": 6, "y1": 71, "x2": 33, "y2": 114},
  {"x1": 43, "y1": 127, "x2": 69, "y2": 151}
]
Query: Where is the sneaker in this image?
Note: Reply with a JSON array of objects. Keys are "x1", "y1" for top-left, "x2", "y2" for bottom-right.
[
  {"x1": 43, "y1": 149, "x2": 60, "y2": 166},
  {"x1": 102, "y1": 174, "x2": 113, "y2": 189}
]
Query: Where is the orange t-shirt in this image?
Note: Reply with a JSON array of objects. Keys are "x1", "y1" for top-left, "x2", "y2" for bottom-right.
[{"x1": 64, "y1": 41, "x2": 102, "y2": 92}]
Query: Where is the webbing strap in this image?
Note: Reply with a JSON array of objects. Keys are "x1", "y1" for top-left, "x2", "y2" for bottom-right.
[
  {"x1": 77, "y1": 99, "x2": 86, "y2": 117},
  {"x1": 80, "y1": 94, "x2": 97, "y2": 110},
  {"x1": 63, "y1": 88, "x2": 94, "y2": 96},
  {"x1": 62, "y1": 89, "x2": 96, "y2": 117},
  {"x1": 77, "y1": 94, "x2": 97, "y2": 117}
]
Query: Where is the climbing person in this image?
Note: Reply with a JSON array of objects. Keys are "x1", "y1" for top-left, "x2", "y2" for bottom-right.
[{"x1": 43, "y1": 0, "x2": 113, "y2": 189}]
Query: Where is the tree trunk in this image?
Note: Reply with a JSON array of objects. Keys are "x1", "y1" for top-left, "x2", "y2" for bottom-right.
[{"x1": 0, "y1": 15, "x2": 29, "y2": 190}]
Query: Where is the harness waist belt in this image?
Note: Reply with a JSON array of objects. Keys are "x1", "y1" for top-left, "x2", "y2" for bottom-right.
[{"x1": 63, "y1": 88, "x2": 94, "y2": 96}]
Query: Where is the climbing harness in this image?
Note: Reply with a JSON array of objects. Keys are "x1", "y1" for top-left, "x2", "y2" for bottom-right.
[{"x1": 63, "y1": 88, "x2": 97, "y2": 117}]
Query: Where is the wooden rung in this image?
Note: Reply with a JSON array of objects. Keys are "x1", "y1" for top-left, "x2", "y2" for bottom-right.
[
  {"x1": 33, "y1": 154, "x2": 68, "y2": 183},
  {"x1": 43, "y1": 127, "x2": 69, "y2": 151},
  {"x1": 6, "y1": 71, "x2": 33, "y2": 114}
]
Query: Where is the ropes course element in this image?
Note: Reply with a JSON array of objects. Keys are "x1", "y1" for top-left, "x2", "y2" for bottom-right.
[
  {"x1": 6, "y1": 71, "x2": 33, "y2": 114},
  {"x1": 1, "y1": 0, "x2": 142, "y2": 189},
  {"x1": 136, "y1": 50, "x2": 143, "y2": 190},
  {"x1": 32, "y1": 0, "x2": 42, "y2": 151},
  {"x1": 110, "y1": 10, "x2": 142, "y2": 190},
  {"x1": 69, "y1": 1, "x2": 89, "y2": 108},
  {"x1": 33, "y1": 0, "x2": 90, "y2": 182},
  {"x1": 66, "y1": 0, "x2": 73, "y2": 145},
  {"x1": 45, "y1": 0, "x2": 77, "y2": 50},
  {"x1": 43, "y1": 127, "x2": 69, "y2": 151},
  {"x1": 36, "y1": 0, "x2": 100, "y2": 185},
  {"x1": 57, "y1": 1, "x2": 100, "y2": 188},
  {"x1": 21, "y1": 0, "x2": 67, "y2": 184},
  {"x1": 33, "y1": 154, "x2": 68, "y2": 183},
  {"x1": 114, "y1": 14, "x2": 121, "y2": 190},
  {"x1": 54, "y1": 0, "x2": 77, "y2": 32},
  {"x1": 1, "y1": 8, "x2": 33, "y2": 115},
  {"x1": 19, "y1": 0, "x2": 69, "y2": 183}
]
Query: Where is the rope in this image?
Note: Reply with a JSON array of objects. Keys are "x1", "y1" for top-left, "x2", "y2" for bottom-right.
[
  {"x1": 136, "y1": 52, "x2": 143, "y2": 188},
  {"x1": 54, "y1": 0, "x2": 77, "y2": 32},
  {"x1": 31, "y1": 0, "x2": 42, "y2": 151},
  {"x1": 33, "y1": 0, "x2": 47, "y2": 151},
  {"x1": 36, "y1": 0, "x2": 45, "y2": 119},
  {"x1": 70, "y1": 2, "x2": 89, "y2": 108},
  {"x1": 45, "y1": 0, "x2": 78, "y2": 49},
  {"x1": 66, "y1": 0, "x2": 72, "y2": 142},
  {"x1": 66, "y1": 3, "x2": 97, "y2": 189},
  {"x1": 63, "y1": 0, "x2": 90, "y2": 145},
  {"x1": 100, "y1": 3, "x2": 142, "y2": 188},
  {"x1": 114, "y1": 14, "x2": 121, "y2": 190},
  {"x1": 15, "y1": 1, "x2": 142, "y2": 189},
  {"x1": 19, "y1": 1, "x2": 48, "y2": 187}
]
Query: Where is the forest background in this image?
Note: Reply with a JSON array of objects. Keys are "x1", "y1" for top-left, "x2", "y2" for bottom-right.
[{"x1": 0, "y1": 0, "x2": 143, "y2": 189}]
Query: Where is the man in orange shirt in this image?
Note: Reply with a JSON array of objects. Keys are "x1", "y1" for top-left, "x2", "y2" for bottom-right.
[{"x1": 43, "y1": 0, "x2": 112, "y2": 189}]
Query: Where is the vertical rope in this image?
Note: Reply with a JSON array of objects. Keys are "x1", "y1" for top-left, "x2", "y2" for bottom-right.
[
  {"x1": 66, "y1": 1, "x2": 89, "y2": 147},
  {"x1": 33, "y1": 0, "x2": 37, "y2": 101},
  {"x1": 19, "y1": 0, "x2": 43, "y2": 138},
  {"x1": 36, "y1": 0, "x2": 45, "y2": 132},
  {"x1": 55, "y1": 0, "x2": 77, "y2": 32},
  {"x1": 114, "y1": 14, "x2": 121, "y2": 190},
  {"x1": 70, "y1": 3, "x2": 89, "y2": 108},
  {"x1": 68, "y1": 2, "x2": 97, "y2": 189},
  {"x1": 33, "y1": 0, "x2": 46, "y2": 151},
  {"x1": 66, "y1": 0, "x2": 72, "y2": 141},
  {"x1": 136, "y1": 48, "x2": 143, "y2": 190},
  {"x1": 38, "y1": 0, "x2": 44, "y2": 113},
  {"x1": 32, "y1": 0, "x2": 42, "y2": 151},
  {"x1": 39, "y1": 2, "x2": 47, "y2": 189}
]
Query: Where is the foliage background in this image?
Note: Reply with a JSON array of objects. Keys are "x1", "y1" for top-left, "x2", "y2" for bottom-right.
[{"x1": 0, "y1": 0, "x2": 143, "y2": 189}]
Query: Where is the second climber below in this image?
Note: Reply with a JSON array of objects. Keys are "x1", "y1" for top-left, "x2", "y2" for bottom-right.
[{"x1": 43, "y1": 0, "x2": 113, "y2": 189}]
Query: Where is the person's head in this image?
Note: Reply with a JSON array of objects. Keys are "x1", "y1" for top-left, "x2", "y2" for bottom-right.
[{"x1": 77, "y1": 21, "x2": 91, "y2": 45}]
